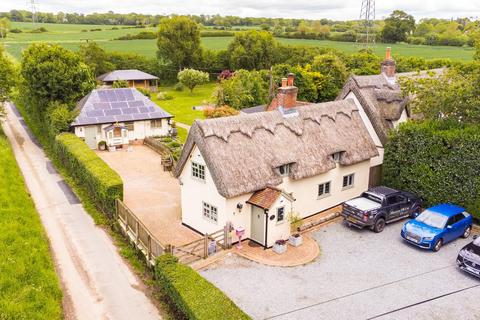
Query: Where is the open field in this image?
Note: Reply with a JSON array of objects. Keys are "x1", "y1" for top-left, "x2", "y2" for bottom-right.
[
  {"x1": 1, "y1": 22, "x2": 475, "y2": 61},
  {"x1": 0, "y1": 127, "x2": 62, "y2": 319},
  {"x1": 152, "y1": 83, "x2": 215, "y2": 126}
]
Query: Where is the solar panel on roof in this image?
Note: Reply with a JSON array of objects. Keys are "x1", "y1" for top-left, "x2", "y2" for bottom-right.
[
  {"x1": 115, "y1": 114, "x2": 133, "y2": 121},
  {"x1": 93, "y1": 102, "x2": 110, "y2": 110},
  {"x1": 147, "y1": 107, "x2": 157, "y2": 112},
  {"x1": 106, "y1": 90, "x2": 118, "y2": 102},
  {"x1": 86, "y1": 110, "x2": 105, "y2": 118},
  {"x1": 124, "y1": 90, "x2": 135, "y2": 101},
  {"x1": 97, "y1": 116, "x2": 116, "y2": 123},
  {"x1": 149, "y1": 112, "x2": 169, "y2": 119},
  {"x1": 98, "y1": 91, "x2": 109, "y2": 102},
  {"x1": 116, "y1": 90, "x2": 127, "y2": 101},
  {"x1": 111, "y1": 102, "x2": 128, "y2": 109},
  {"x1": 104, "y1": 109, "x2": 122, "y2": 116},
  {"x1": 138, "y1": 107, "x2": 149, "y2": 113},
  {"x1": 123, "y1": 108, "x2": 139, "y2": 115},
  {"x1": 132, "y1": 113, "x2": 147, "y2": 120},
  {"x1": 128, "y1": 100, "x2": 144, "y2": 108}
]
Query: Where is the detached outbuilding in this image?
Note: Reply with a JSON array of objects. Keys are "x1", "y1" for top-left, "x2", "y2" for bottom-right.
[
  {"x1": 97, "y1": 69, "x2": 159, "y2": 92},
  {"x1": 72, "y1": 88, "x2": 173, "y2": 149}
]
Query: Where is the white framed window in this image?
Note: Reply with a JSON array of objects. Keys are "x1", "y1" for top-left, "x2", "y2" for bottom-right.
[
  {"x1": 277, "y1": 207, "x2": 285, "y2": 223},
  {"x1": 203, "y1": 202, "x2": 218, "y2": 223},
  {"x1": 318, "y1": 181, "x2": 331, "y2": 198},
  {"x1": 192, "y1": 162, "x2": 205, "y2": 181},
  {"x1": 125, "y1": 121, "x2": 134, "y2": 131},
  {"x1": 151, "y1": 119, "x2": 162, "y2": 128},
  {"x1": 342, "y1": 173, "x2": 355, "y2": 189},
  {"x1": 277, "y1": 164, "x2": 290, "y2": 177}
]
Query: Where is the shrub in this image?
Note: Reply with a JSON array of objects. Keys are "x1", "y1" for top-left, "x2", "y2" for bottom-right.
[
  {"x1": 156, "y1": 92, "x2": 174, "y2": 101},
  {"x1": 136, "y1": 87, "x2": 151, "y2": 97},
  {"x1": 115, "y1": 31, "x2": 157, "y2": 40},
  {"x1": 54, "y1": 133, "x2": 123, "y2": 217},
  {"x1": 112, "y1": 80, "x2": 129, "y2": 88},
  {"x1": 30, "y1": 27, "x2": 48, "y2": 33},
  {"x1": 46, "y1": 102, "x2": 75, "y2": 137},
  {"x1": 155, "y1": 254, "x2": 250, "y2": 320},
  {"x1": 9, "y1": 28, "x2": 22, "y2": 33},
  {"x1": 90, "y1": 28, "x2": 102, "y2": 32},
  {"x1": 383, "y1": 121, "x2": 480, "y2": 220},
  {"x1": 177, "y1": 68, "x2": 209, "y2": 93},
  {"x1": 167, "y1": 141, "x2": 182, "y2": 149},
  {"x1": 173, "y1": 82, "x2": 184, "y2": 91},
  {"x1": 203, "y1": 105, "x2": 239, "y2": 118}
]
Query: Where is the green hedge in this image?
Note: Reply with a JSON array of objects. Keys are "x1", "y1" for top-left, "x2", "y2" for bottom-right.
[
  {"x1": 54, "y1": 133, "x2": 123, "y2": 216},
  {"x1": 383, "y1": 121, "x2": 480, "y2": 220},
  {"x1": 155, "y1": 255, "x2": 250, "y2": 320}
]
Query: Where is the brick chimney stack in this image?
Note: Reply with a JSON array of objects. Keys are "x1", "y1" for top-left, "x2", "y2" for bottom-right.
[
  {"x1": 276, "y1": 73, "x2": 298, "y2": 110},
  {"x1": 381, "y1": 47, "x2": 396, "y2": 79}
]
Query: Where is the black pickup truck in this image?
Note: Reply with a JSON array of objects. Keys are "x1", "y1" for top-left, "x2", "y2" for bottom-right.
[{"x1": 342, "y1": 186, "x2": 422, "y2": 233}]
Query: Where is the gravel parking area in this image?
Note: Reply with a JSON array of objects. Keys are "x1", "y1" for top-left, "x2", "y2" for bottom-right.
[{"x1": 201, "y1": 221, "x2": 480, "y2": 320}]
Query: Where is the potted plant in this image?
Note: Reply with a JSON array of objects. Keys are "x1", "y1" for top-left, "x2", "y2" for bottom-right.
[
  {"x1": 170, "y1": 121, "x2": 178, "y2": 138},
  {"x1": 288, "y1": 212, "x2": 304, "y2": 247},
  {"x1": 98, "y1": 140, "x2": 107, "y2": 151},
  {"x1": 273, "y1": 239, "x2": 287, "y2": 254}
]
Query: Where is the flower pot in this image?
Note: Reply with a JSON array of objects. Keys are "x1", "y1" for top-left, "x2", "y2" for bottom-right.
[
  {"x1": 288, "y1": 234, "x2": 303, "y2": 247},
  {"x1": 273, "y1": 243, "x2": 287, "y2": 254}
]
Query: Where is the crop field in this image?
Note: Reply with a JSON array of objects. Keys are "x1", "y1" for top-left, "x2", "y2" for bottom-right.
[
  {"x1": 1, "y1": 22, "x2": 475, "y2": 61},
  {"x1": 0, "y1": 127, "x2": 62, "y2": 319}
]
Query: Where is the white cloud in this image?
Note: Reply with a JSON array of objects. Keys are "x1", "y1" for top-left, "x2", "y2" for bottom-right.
[{"x1": 1, "y1": 0, "x2": 479, "y2": 20}]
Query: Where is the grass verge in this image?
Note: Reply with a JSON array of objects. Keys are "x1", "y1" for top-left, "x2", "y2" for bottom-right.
[{"x1": 0, "y1": 126, "x2": 62, "y2": 319}]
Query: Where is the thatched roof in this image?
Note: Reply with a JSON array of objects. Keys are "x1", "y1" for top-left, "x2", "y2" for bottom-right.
[
  {"x1": 336, "y1": 69, "x2": 444, "y2": 145},
  {"x1": 175, "y1": 100, "x2": 378, "y2": 198}
]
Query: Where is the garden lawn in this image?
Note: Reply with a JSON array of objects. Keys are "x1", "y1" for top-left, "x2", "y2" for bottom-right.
[
  {"x1": 152, "y1": 82, "x2": 216, "y2": 126},
  {"x1": 0, "y1": 127, "x2": 62, "y2": 320}
]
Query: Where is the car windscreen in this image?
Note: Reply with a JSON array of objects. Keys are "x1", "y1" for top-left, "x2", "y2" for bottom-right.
[
  {"x1": 416, "y1": 210, "x2": 448, "y2": 229},
  {"x1": 474, "y1": 237, "x2": 480, "y2": 247},
  {"x1": 362, "y1": 193, "x2": 382, "y2": 204}
]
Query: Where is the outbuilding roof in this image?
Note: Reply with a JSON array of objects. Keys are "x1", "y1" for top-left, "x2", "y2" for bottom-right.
[
  {"x1": 175, "y1": 100, "x2": 378, "y2": 198},
  {"x1": 72, "y1": 88, "x2": 172, "y2": 127},
  {"x1": 97, "y1": 69, "x2": 159, "y2": 82}
]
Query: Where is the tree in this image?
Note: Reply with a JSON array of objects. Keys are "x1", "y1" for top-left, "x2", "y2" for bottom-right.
[
  {"x1": 400, "y1": 66, "x2": 480, "y2": 123},
  {"x1": 20, "y1": 43, "x2": 95, "y2": 116},
  {"x1": 177, "y1": 68, "x2": 209, "y2": 93},
  {"x1": 78, "y1": 42, "x2": 115, "y2": 77},
  {"x1": 227, "y1": 30, "x2": 277, "y2": 70},
  {"x1": 157, "y1": 16, "x2": 203, "y2": 70},
  {"x1": 310, "y1": 54, "x2": 348, "y2": 101},
  {"x1": 0, "y1": 46, "x2": 16, "y2": 117},
  {"x1": 0, "y1": 17, "x2": 10, "y2": 38},
  {"x1": 381, "y1": 10, "x2": 415, "y2": 43}
]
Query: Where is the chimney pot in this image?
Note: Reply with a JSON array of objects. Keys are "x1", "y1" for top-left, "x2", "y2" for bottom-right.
[
  {"x1": 281, "y1": 78, "x2": 288, "y2": 87},
  {"x1": 385, "y1": 47, "x2": 392, "y2": 60},
  {"x1": 287, "y1": 73, "x2": 295, "y2": 86}
]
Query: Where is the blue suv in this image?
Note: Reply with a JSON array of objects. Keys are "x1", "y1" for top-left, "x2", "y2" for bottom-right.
[{"x1": 401, "y1": 204, "x2": 473, "y2": 252}]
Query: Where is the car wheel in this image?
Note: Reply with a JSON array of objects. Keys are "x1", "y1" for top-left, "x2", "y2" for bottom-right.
[
  {"x1": 462, "y1": 226, "x2": 472, "y2": 239},
  {"x1": 433, "y1": 239, "x2": 443, "y2": 252},
  {"x1": 373, "y1": 218, "x2": 386, "y2": 233}
]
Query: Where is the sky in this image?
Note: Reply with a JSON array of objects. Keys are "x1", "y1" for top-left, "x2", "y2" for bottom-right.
[{"x1": 1, "y1": 0, "x2": 479, "y2": 21}]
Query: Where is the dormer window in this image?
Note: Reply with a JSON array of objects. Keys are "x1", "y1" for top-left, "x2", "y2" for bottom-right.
[
  {"x1": 277, "y1": 164, "x2": 291, "y2": 177},
  {"x1": 332, "y1": 152, "x2": 343, "y2": 163}
]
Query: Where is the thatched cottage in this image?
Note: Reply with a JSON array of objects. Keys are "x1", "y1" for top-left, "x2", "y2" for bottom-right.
[
  {"x1": 337, "y1": 48, "x2": 443, "y2": 185},
  {"x1": 174, "y1": 93, "x2": 378, "y2": 248}
]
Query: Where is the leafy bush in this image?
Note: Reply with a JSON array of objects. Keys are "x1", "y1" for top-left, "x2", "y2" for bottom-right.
[
  {"x1": 200, "y1": 30, "x2": 235, "y2": 37},
  {"x1": 177, "y1": 68, "x2": 209, "y2": 93},
  {"x1": 156, "y1": 92, "x2": 174, "y2": 100},
  {"x1": 54, "y1": 133, "x2": 123, "y2": 217},
  {"x1": 155, "y1": 254, "x2": 250, "y2": 320},
  {"x1": 204, "y1": 105, "x2": 239, "y2": 118},
  {"x1": 136, "y1": 87, "x2": 151, "y2": 97},
  {"x1": 29, "y1": 27, "x2": 48, "y2": 33},
  {"x1": 383, "y1": 121, "x2": 480, "y2": 220},
  {"x1": 90, "y1": 28, "x2": 102, "y2": 32},
  {"x1": 46, "y1": 102, "x2": 75, "y2": 137},
  {"x1": 115, "y1": 31, "x2": 157, "y2": 40},
  {"x1": 9, "y1": 28, "x2": 22, "y2": 33},
  {"x1": 173, "y1": 82, "x2": 184, "y2": 91},
  {"x1": 112, "y1": 80, "x2": 129, "y2": 88}
]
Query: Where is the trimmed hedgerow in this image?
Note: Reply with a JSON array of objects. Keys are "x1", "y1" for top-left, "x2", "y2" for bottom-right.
[
  {"x1": 155, "y1": 255, "x2": 250, "y2": 320},
  {"x1": 54, "y1": 133, "x2": 123, "y2": 217},
  {"x1": 383, "y1": 120, "x2": 480, "y2": 220}
]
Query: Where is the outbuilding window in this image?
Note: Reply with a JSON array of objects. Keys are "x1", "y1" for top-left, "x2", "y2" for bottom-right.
[
  {"x1": 277, "y1": 164, "x2": 291, "y2": 177},
  {"x1": 151, "y1": 120, "x2": 162, "y2": 128},
  {"x1": 318, "y1": 182, "x2": 331, "y2": 198},
  {"x1": 203, "y1": 202, "x2": 218, "y2": 223},
  {"x1": 342, "y1": 173, "x2": 355, "y2": 189},
  {"x1": 192, "y1": 162, "x2": 205, "y2": 181},
  {"x1": 125, "y1": 122, "x2": 134, "y2": 131}
]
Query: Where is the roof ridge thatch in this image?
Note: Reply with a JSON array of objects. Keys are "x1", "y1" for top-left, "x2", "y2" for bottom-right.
[{"x1": 175, "y1": 100, "x2": 378, "y2": 198}]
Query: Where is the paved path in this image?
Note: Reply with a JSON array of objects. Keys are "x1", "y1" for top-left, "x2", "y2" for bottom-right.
[
  {"x1": 2, "y1": 103, "x2": 161, "y2": 320},
  {"x1": 175, "y1": 122, "x2": 191, "y2": 130}
]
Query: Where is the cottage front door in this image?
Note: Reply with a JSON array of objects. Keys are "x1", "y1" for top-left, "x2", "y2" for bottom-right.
[
  {"x1": 84, "y1": 126, "x2": 97, "y2": 149},
  {"x1": 250, "y1": 206, "x2": 266, "y2": 246}
]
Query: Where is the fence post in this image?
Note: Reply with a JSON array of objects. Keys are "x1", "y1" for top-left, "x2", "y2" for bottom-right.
[
  {"x1": 203, "y1": 233, "x2": 208, "y2": 259},
  {"x1": 147, "y1": 235, "x2": 152, "y2": 262},
  {"x1": 135, "y1": 221, "x2": 139, "y2": 245}
]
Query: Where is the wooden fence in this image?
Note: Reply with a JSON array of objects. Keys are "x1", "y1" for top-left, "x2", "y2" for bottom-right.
[
  {"x1": 115, "y1": 199, "x2": 166, "y2": 266},
  {"x1": 144, "y1": 137, "x2": 177, "y2": 171}
]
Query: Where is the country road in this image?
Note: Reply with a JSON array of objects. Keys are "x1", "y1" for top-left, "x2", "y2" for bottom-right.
[{"x1": 2, "y1": 103, "x2": 161, "y2": 320}]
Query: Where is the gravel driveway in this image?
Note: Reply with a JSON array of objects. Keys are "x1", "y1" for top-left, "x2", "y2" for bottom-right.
[{"x1": 201, "y1": 220, "x2": 480, "y2": 320}]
